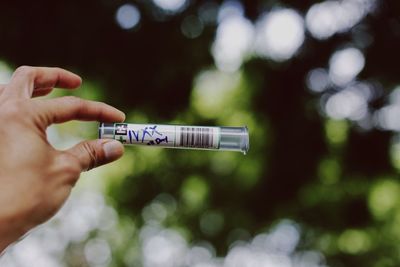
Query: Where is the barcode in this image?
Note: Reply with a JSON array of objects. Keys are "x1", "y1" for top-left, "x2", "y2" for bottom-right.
[{"x1": 179, "y1": 127, "x2": 214, "y2": 148}]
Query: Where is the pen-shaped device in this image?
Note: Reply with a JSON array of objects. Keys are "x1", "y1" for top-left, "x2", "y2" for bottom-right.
[{"x1": 99, "y1": 123, "x2": 249, "y2": 154}]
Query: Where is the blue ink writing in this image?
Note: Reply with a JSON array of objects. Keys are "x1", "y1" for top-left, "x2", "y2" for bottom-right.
[
  {"x1": 141, "y1": 127, "x2": 153, "y2": 143},
  {"x1": 128, "y1": 129, "x2": 140, "y2": 143},
  {"x1": 149, "y1": 125, "x2": 162, "y2": 136},
  {"x1": 127, "y1": 125, "x2": 168, "y2": 146}
]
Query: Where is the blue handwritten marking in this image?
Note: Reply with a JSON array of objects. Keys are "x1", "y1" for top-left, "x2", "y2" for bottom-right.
[
  {"x1": 128, "y1": 130, "x2": 132, "y2": 143},
  {"x1": 132, "y1": 130, "x2": 140, "y2": 142},
  {"x1": 141, "y1": 127, "x2": 153, "y2": 143},
  {"x1": 149, "y1": 125, "x2": 163, "y2": 136},
  {"x1": 127, "y1": 125, "x2": 168, "y2": 146}
]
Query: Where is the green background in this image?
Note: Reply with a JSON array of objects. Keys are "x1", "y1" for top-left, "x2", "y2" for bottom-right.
[{"x1": 1, "y1": 0, "x2": 400, "y2": 266}]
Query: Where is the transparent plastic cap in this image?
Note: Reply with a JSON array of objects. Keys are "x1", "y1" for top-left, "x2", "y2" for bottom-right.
[{"x1": 219, "y1": 126, "x2": 249, "y2": 154}]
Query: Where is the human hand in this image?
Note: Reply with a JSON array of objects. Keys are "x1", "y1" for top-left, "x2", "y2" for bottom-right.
[{"x1": 0, "y1": 66, "x2": 125, "y2": 252}]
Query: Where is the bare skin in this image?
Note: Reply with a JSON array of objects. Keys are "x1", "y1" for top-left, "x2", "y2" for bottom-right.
[{"x1": 0, "y1": 66, "x2": 125, "y2": 252}]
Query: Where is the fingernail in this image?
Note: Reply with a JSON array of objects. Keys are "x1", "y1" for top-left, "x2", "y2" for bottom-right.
[
  {"x1": 102, "y1": 140, "x2": 124, "y2": 161},
  {"x1": 119, "y1": 111, "x2": 126, "y2": 121}
]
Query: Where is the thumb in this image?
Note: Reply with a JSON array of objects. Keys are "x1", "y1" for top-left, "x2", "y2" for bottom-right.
[{"x1": 67, "y1": 139, "x2": 124, "y2": 171}]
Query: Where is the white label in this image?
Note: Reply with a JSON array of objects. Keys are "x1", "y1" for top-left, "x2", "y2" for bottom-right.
[{"x1": 113, "y1": 123, "x2": 220, "y2": 149}]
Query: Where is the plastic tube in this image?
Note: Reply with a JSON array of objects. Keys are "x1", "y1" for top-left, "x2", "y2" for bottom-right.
[{"x1": 99, "y1": 123, "x2": 249, "y2": 154}]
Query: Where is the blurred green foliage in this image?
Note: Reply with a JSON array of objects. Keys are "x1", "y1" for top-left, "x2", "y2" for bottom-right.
[{"x1": 2, "y1": 0, "x2": 400, "y2": 266}]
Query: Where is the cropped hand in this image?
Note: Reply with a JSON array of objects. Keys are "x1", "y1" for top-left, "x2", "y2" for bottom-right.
[{"x1": 0, "y1": 66, "x2": 125, "y2": 252}]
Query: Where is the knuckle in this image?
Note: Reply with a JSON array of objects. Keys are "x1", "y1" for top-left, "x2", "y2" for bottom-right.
[
  {"x1": 4, "y1": 102, "x2": 19, "y2": 115},
  {"x1": 63, "y1": 95, "x2": 83, "y2": 107},
  {"x1": 82, "y1": 142, "x2": 98, "y2": 171},
  {"x1": 14, "y1": 65, "x2": 35, "y2": 78},
  {"x1": 53, "y1": 67, "x2": 64, "y2": 73},
  {"x1": 64, "y1": 96, "x2": 88, "y2": 119},
  {"x1": 2, "y1": 100, "x2": 28, "y2": 118}
]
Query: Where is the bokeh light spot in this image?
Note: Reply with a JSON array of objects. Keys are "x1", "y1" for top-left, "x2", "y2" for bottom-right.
[
  {"x1": 181, "y1": 15, "x2": 204, "y2": 39},
  {"x1": 84, "y1": 238, "x2": 112, "y2": 265},
  {"x1": 217, "y1": 0, "x2": 244, "y2": 23},
  {"x1": 198, "y1": 1, "x2": 219, "y2": 25},
  {"x1": 141, "y1": 228, "x2": 187, "y2": 267},
  {"x1": 153, "y1": 0, "x2": 188, "y2": 13},
  {"x1": 191, "y1": 70, "x2": 241, "y2": 119},
  {"x1": 212, "y1": 15, "x2": 254, "y2": 72},
  {"x1": 338, "y1": 229, "x2": 372, "y2": 254},
  {"x1": 200, "y1": 211, "x2": 224, "y2": 237},
  {"x1": 306, "y1": 0, "x2": 376, "y2": 40},
  {"x1": 329, "y1": 48, "x2": 365, "y2": 86},
  {"x1": 255, "y1": 9, "x2": 305, "y2": 61},
  {"x1": 181, "y1": 176, "x2": 209, "y2": 211},
  {"x1": 376, "y1": 105, "x2": 400, "y2": 131},
  {"x1": 375, "y1": 87, "x2": 400, "y2": 131},
  {"x1": 368, "y1": 179, "x2": 400, "y2": 220},
  {"x1": 318, "y1": 158, "x2": 341, "y2": 185},
  {"x1": 325, "y1": 119, "x2": 349, "y2": 145},
  {"x1": 307, "y1": 68, "x2": 330, "y2": 93},
  {"x1": 390, "y1": 135, "x2": 400, "y2": 171},
  {"x1": 116, "y1": 4, "x2": 141, "y2": 30},
  {"x1": 325, "y1": 88, "x2": 368, "y2": 121}
]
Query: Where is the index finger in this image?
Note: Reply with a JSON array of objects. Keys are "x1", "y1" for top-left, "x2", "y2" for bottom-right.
[
  {"x1": 36, "y1": 96, "x2": 125, "y2": 126},
  {"x1": 5, "y1": 66, "x2": 82, "y2": 99}
]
